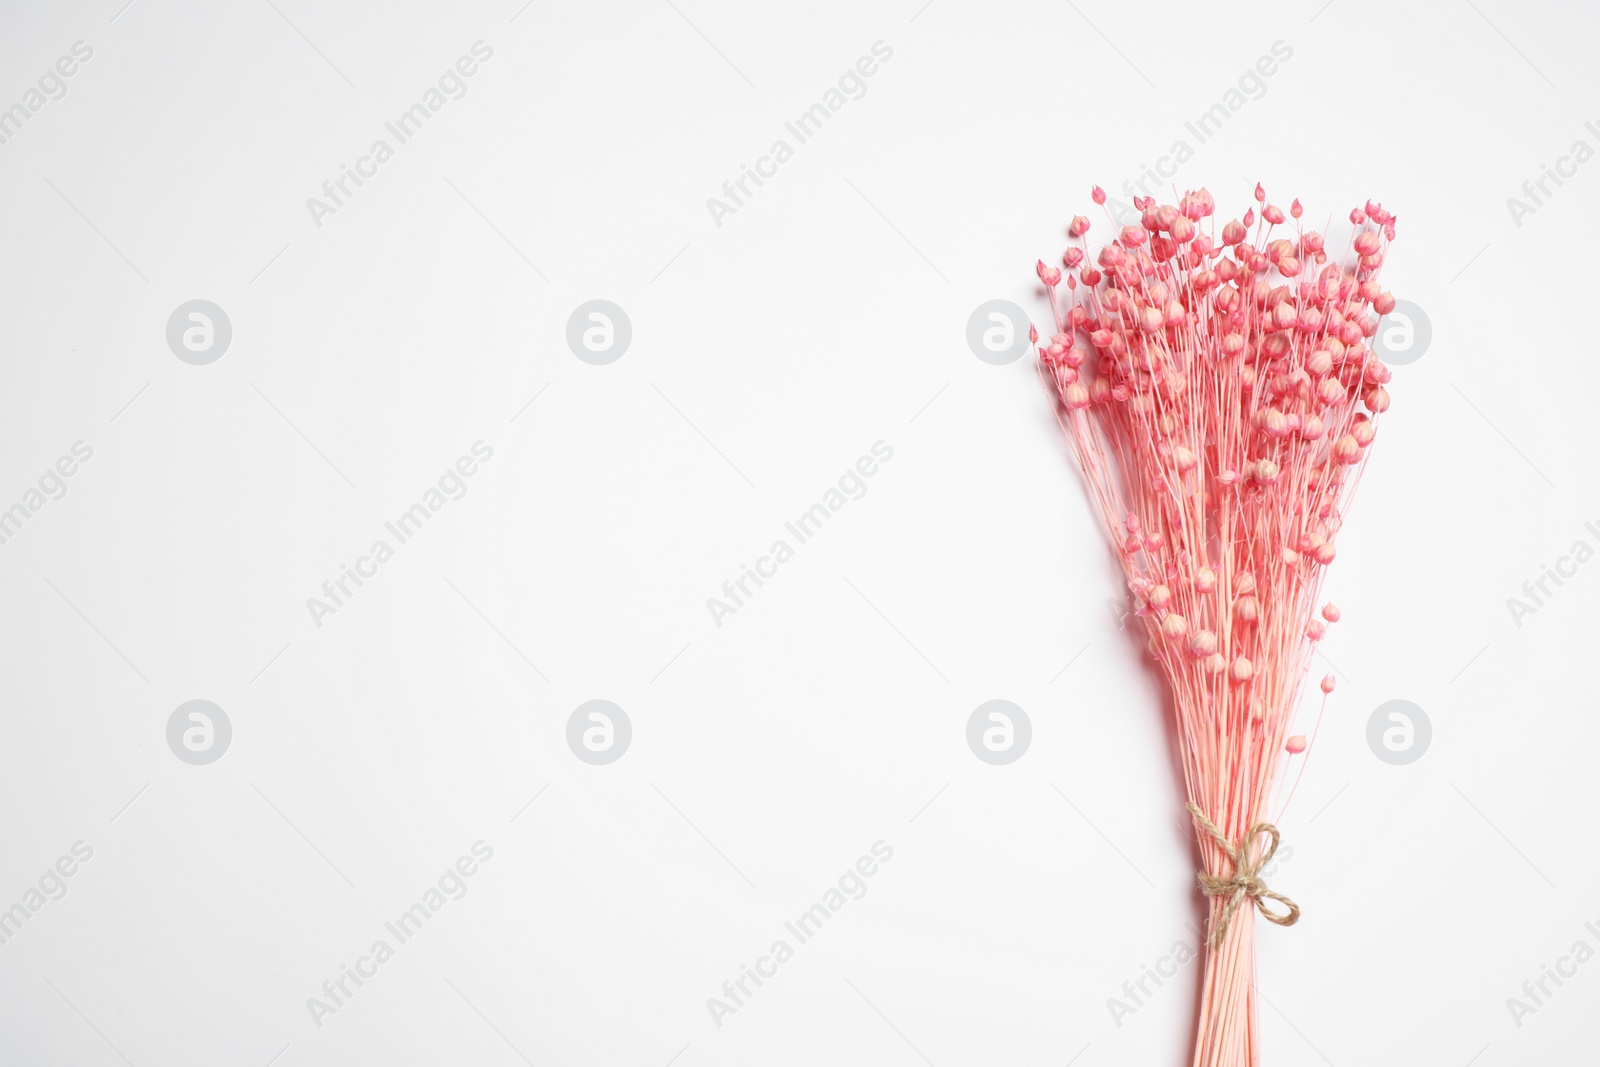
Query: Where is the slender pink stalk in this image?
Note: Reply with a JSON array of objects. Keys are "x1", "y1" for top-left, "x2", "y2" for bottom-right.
[{"x1": 1034, "y1": 185, "x2": 1398, "y2": 1066}]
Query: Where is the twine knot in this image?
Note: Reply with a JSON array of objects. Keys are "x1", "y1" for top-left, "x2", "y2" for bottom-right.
[{"x1": 1185, "y1": 802, "x2": 1300, "y2": 949}]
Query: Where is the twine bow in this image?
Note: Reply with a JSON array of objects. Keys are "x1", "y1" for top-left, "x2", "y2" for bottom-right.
[{"x1": 1185, "y1": 802, "x2": 1300, "y2": 949}]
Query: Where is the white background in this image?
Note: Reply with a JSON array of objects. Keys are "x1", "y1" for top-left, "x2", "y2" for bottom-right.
[{"x1": 1, "y1": 1, "x2": 1596, "y2": 1064}]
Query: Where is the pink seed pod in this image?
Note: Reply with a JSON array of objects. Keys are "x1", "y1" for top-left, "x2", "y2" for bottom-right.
[
  {"x1": 1069, "y1": 215, "x2": 1091, "y2": 237},
  {"x1": 1230, "y1": 656, "x2": 1254, "y2": 682},
  {"x1": 1161, "y1": 613, "x2": 1190, "y2": 639},
  {"x1": 1332, "y1": 434, "x2": 1362, "y2": 464},
  {"x1": 1322, "y1": 603, "x2": 1341, "y2": 622},
  {"x1": 1285, "y1": 735, "x2": 1307, "y2": 754},
  {"x1": 1195, "y1": 566, "x2": 1217, "y2": 593},
  {"x1": 1205, "y1": 652, "x2": 1228, "y2": 675},
  {"x1": 1190, "y1": 629, "x2": 1218, "y2": 656},
  {"x1": 1321, "y1": 673, "x2": 1337, "y2": 693},
  {"x1": 1234, "y1": 595, "x2": 1259, "y2": 621},
  {"x1": 1307, "y1": 618, "x2": 1327, "y2": 640},
  {"x1": 1037, "y1": 260, "x2": 1061, "y2": 287},
  {"x1": 1148, "y1": 583, "x2": 1173, "y2": 608}
]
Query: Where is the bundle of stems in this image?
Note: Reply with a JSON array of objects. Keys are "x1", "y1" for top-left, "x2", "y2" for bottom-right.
[{"x1": 1033, "y1": 184, "x2": 1397, "y2": 1065}]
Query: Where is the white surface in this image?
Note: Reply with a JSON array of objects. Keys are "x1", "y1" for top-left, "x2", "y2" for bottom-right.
[{"x1": 0, "y1": 1, "x2": 1595, "y2": 1064}]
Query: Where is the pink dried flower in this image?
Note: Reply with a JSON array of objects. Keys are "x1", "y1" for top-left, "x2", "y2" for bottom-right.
[{"x1": 1031, "y1": 184, "x2": 1401, "y2": 1067}]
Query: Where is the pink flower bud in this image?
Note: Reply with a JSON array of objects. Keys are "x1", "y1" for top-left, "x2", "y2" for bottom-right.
[
  {"x1": 1320, "y1": 673, "x2": 1336, "y2": 694},
  {"x1": 1092, "y1": 185, "x2": 1106, "y2": 205},
  {"x1": 1285, "y1": 735, "x2": 1307, "y2": 754}
]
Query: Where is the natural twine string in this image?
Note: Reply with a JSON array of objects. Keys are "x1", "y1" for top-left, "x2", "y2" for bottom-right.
[{"x1": 1185, "y1": 802, "x2": 1301, "y2": 950}]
